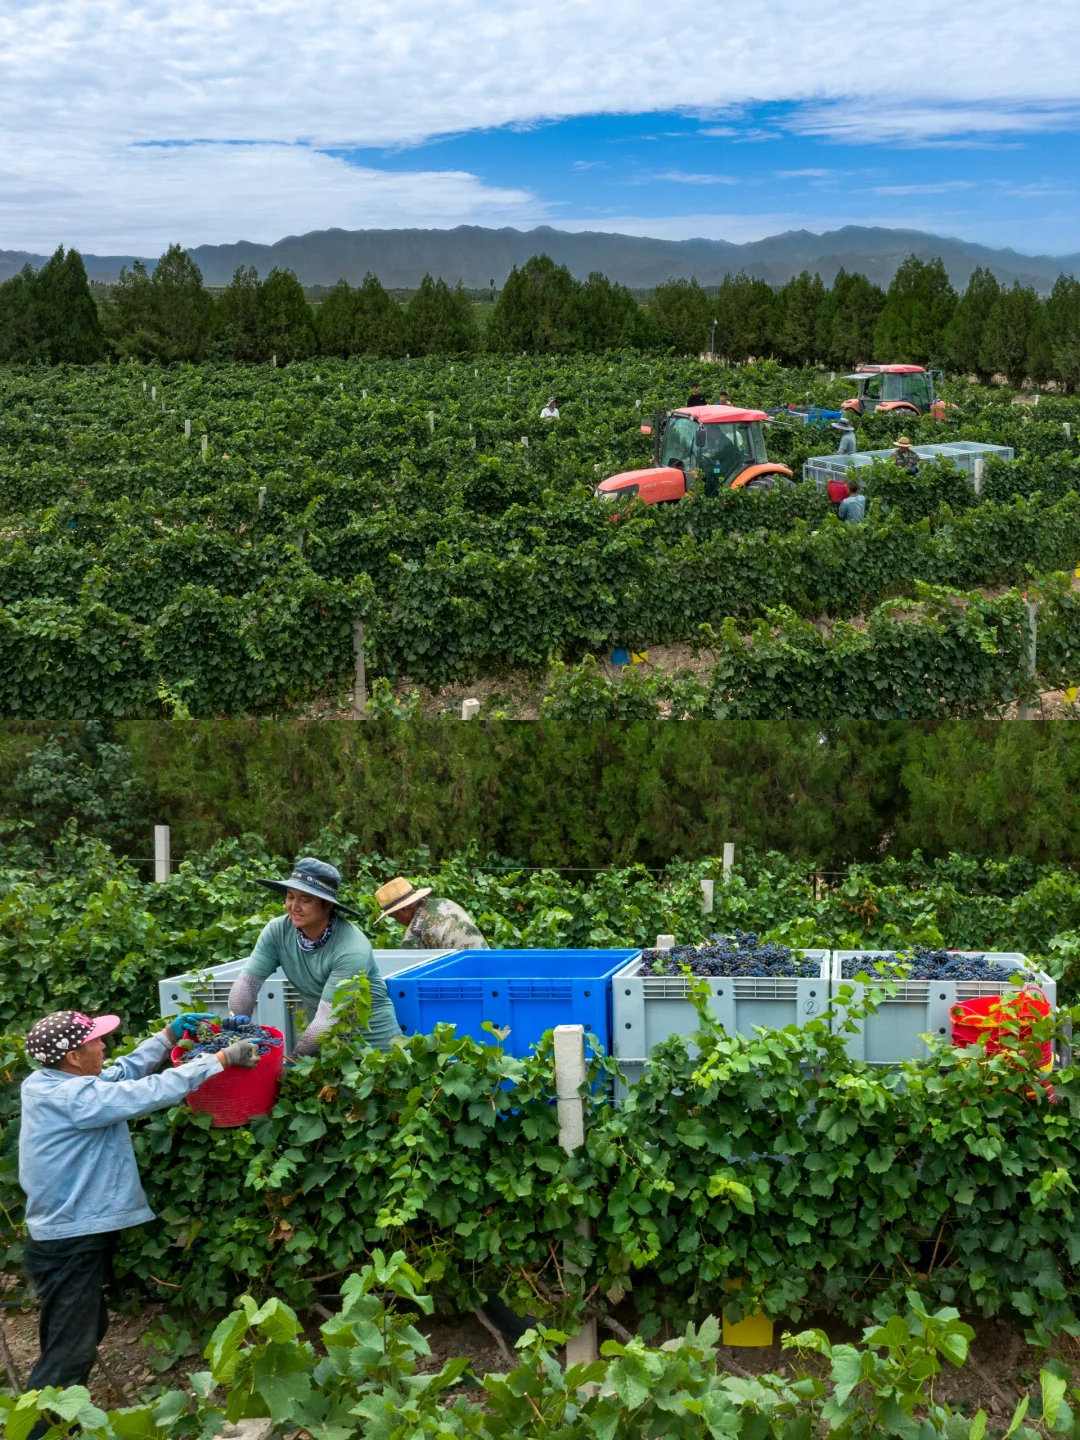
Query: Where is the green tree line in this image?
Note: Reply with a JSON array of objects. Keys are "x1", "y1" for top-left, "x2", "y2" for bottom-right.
[{"x1": 2, "y1": 243, "x2": 1079, "y2": 384}]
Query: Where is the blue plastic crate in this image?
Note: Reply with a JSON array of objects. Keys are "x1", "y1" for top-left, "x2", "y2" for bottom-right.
[{"x1": 389, "y1": 948, "x2": 641, "y2": 1057}]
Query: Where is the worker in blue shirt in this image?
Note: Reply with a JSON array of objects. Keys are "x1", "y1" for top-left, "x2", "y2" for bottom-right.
[
  {"x1": 18, "y1": 1009, "x2": 258, "y2": 1395},
  {"x1": 838, "y1": 477, "x2": 867, "y2": 525},
  {"x1": 832, "y1": 419, "x2": 856, "y2": 456}
]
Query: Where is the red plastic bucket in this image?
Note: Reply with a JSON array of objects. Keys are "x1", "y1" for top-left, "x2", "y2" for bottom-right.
[
  {"x1": 171, "y1": 1025, "x2": 285, "y2": 1127},
  {"x1": 950, "y1": 989, "x2": 1052, "y2": 1071},
  {"x1": 827, "y1": 480, "x2": 850, "y2": 504}
]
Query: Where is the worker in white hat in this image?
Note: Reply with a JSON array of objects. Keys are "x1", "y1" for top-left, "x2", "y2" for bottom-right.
[{"x1": 375, "y1": 878, "x2": 489, "y2": 951}]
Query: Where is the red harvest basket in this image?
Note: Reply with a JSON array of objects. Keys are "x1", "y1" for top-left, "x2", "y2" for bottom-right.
[
  {"x1": 826, "y1": 480, "x2": 850, "y2": 504},
  {"x1": 171, "y1": 1025, "x2": 285, "y2": 1127},
  {"x1": 950, "y1": 989, "x2": 1053, "y2": 1071}
]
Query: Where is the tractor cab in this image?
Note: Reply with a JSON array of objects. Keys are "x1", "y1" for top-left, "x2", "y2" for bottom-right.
[
  {"x1": 841, "y1": 365, "x2": 946, "y2": 419},
  {"x1": 596, "y1": 405, "x2": 793, "y2": 508}
]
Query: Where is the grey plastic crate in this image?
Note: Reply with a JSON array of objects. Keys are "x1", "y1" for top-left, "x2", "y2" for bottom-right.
[
  {"x1": 158, "y1": 950, "x2": 450, "y2": 1051},
  {"x1": 614, "y1": 949, "x2": 830, "y2": 1093},
  {"x1": 803, "y1": 442, "x2": 1013, "y2": 489},
  {"x1": 831, "y1": 951, "x2": 1056, "y2": 1064}
]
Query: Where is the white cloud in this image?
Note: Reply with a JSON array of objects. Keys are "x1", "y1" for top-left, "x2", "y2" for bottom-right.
[
  {"x1": 871, "y1": 181, "x2": 976, "y2": 195},
  {"x1": 0, "y1": 0, "x2": 1078, "y2": 247},
  {"x1": 652, "y1": 171, "x2": 740, "y2": 185},
  {"x1": 0, "y1": 138, "x2": 541, "y2": 252}
]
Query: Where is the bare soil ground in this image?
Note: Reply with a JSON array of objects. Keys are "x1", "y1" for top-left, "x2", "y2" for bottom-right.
[{"x1": 2, "y1": 1294, "x2": 1076, "y2": 1422}]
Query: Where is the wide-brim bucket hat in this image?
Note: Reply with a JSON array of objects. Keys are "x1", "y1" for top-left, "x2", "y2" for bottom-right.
[
  {"x1": 375, "y1": 876, "x2": 433, "y2": 920},
  {"x1": 831, "y1": 420, "x2": 854, "y2": 432},
  {"x1": 255, "y1": 857, "x2": 362, "y2": 916}
]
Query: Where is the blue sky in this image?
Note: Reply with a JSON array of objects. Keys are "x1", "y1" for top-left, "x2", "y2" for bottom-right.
[
  {"x1": 336, "y1": 105, "x2": 1080, "y2": 254},
  {"x1": 1, "y1": 0, "x2": 1078, "y2": 256}
]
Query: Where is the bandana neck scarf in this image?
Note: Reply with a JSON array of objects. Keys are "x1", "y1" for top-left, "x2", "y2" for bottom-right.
[{"x1": 296, "y1": 916, "x2": 336, "y2": 951}]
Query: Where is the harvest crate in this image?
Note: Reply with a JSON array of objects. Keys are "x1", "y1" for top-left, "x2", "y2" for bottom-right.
[
  {"x1": 830, "y1": 951, "x2": 1056, "y2": 1064},
  {"x1": 158, "y1": 950, "x2": 450, "y2": 1052},
  {"x1": 389, "y1": 948, "x2": 641, "y2": 1058},
  {"x1": 802, "y1": 441, "x2": 1013, "y2": 489},
  {"x1": 613, "y1": 949, "x2": 831, "y2": 1092}
]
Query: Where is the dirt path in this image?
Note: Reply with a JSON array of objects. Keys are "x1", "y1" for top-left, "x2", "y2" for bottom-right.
[{"x1": 1, "y1": 1296, "x2": 1074, "y2": 1419}]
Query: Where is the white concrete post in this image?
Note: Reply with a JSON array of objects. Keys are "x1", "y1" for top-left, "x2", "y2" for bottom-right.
[
  {"x1": 142, "y1": 380, "x2": 147, "y2": 393},
  {"x1": 1018, "y1": 601, "x2": 1038, "y2": 720},
  {"x1": 973, "y1": 457, "x2": 984, "y2": 495},
  {"x1": 200, "y1": 435, "x2": 208, "y2": 460},
  {"x1": 153, "y1": 825, "x2": 171, "y2": 884},
  {"x1": 700, "y1": 879, "x2": 715, "y2": 914},
  {"x1": 655, "y1": 933, "x2": 675, "y2": 950},
  {"x1": 553, "y1": 1025, "x2": 597, "y2": 1369},
  {"x1": 272, "y1": 354, "x2": 277, "y2": 367},
  {"x1": 352, "y1": 620, "x2": 367, "y2": 716},
  {"x1": 428, "y1": 410, "x2": 435, "y2": 433},
  {"x1": 184, "y1": 418, "x2": 191, "y2": 440},
  {"x1": 151, "y1": 385, "x2": 156, "y2": 401},
  {"x1": 722, "y1": 842, "x2": 735, "y2": 882},
  {"x1": 1065, "y1": 422, "x2": 1073, "y2": 441},
  {"x1": 362, "y1": 389, "x2": 367, "y2": 399},
  {"x1": 257, "y1": 486, "x2": 266, "y2": 510},
  {"x1": 461, "y1": 698, "x2": 480, "y2": 720}
]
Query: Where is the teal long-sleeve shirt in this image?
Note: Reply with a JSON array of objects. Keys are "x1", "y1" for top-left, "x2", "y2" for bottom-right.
[{"x1": 240, "y1": 914, "x2": 401, "y2": 1047}]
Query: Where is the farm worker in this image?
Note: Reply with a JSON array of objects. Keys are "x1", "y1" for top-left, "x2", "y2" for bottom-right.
[
  {"x1": 686, "y1": 382, "x2": 706, "y2": 407},
  {"x1": 716, "y1": 391, "x2": 731, "y2": 406},
  {"x1": 18, "y1": 1009, "x2": 258, "y2": 1396},
  {"x1": 540, "y1": 397, "x2": 560, "y2": 419},
  {"x1": 838, "y1": 478, "x2": 867, "y2": 526},
  {"x1": 228, "y1": 857, "x2": 401, "y2": 1057},
  {"x1": 892, "y1": 435, "x2": 920, "y2": 475},
  {"x1": 832, "y1": 419, "x2": 856, "y2": 456},
  {"x1": 375, "y1": 877, "x2": 489, "y2": 950}
]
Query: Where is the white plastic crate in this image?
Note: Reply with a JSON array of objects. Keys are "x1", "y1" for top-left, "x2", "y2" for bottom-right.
[
  {"x1": 158, "y1": 950, "x2": 451, "y2": 1051},
  {"x1": 613, "y1": 949, "x2": 831, "y2": 1093},
  {"x1": 802, "y1": 442, "x2": 1013, "y2": 489},
  {"x1": 830, "y1": 951, "x2": 1056, "y2": 1065}
]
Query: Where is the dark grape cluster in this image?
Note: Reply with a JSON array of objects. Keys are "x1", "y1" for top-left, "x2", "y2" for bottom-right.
[
  {"x1": 644, "y1": 930, "x2": 820, "y2": 978},
  {"x1": 176, "y1": 1018, "x2": 283, "y2": 1063},
  {"x1": 839, "y1": 948, "x2": 1018, "y2": 981}
]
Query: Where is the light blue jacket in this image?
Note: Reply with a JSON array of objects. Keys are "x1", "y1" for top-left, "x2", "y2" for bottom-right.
[{"x1": 19, "y1": 1032, "x2": 221, "y2": 1241}]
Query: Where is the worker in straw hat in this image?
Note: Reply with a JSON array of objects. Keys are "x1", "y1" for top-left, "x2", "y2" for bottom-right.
[
  {"x1": 228, "y1": 856, "x2": 401, "y2": 1057},
  {"x1": 892, "y1": 435, "x2": 920, "y2": 475},
  {"x1": 18, "y1": 1009, "x2": 258, "y2": 1398},
  {"x1": 375, "y1": 877, "x2": 489, "y2": 951}
]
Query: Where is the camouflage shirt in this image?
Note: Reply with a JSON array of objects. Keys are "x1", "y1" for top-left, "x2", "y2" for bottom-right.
[{"x1": 401, "y1": 897, "x2": 489, "y2": 951}]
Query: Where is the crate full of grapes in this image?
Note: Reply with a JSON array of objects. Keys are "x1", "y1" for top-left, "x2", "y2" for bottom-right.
[
  {"x1": 830, "y1": 949, "x2": 1057, "y2": 1065},
  {"x1": 613, "y1": 932, "x2": 830, "y2": 1091}
]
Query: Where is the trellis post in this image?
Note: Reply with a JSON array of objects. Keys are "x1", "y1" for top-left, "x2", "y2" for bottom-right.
[
  {"x1": 553, "y1": 1025, "x2": 598, "y2": 1369},
  {"x1": 154, "y1": 825, "x2": 171, "y2": 883},
  {"x1": 352, "y1": 620, "x2": 367, "y2": 716}
]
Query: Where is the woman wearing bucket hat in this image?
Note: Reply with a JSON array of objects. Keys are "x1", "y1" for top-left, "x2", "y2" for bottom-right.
[
  {"x1": 375, "y1": 877, "x2": 489, "y2": 951},
  {"x1": 18, "y1": 1010, "x2": 257, "y2": 1398},
  {"x1": 831, "y1": 419, "x2": 856, "y2": 456},
  {"x1": 228, "y1": 857, "x2": 401, "y2": 1057}
]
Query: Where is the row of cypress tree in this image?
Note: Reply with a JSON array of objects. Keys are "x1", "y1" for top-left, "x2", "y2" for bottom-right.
[
  {"x1": 1, "y1": 243, "x2": 1077, "y2": 386},
  {"x1": 650, "y1": 256, "x2": 1080, "y2": 388}
]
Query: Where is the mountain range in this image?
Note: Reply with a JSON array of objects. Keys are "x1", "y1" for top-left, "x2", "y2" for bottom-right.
[{"x1": 2, "y1": 224, "x2": 1078, "y2": 292}]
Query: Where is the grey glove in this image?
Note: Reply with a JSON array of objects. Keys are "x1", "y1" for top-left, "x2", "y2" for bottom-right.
[{"x1": 221, "y1": 1040, "x2": 260, "y2": 1068}]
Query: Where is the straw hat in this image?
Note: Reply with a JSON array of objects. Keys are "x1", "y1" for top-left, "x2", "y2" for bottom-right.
[
  {"x1": 375, "y1": 876, "x2": 433, "y2": 920},
  {"x1": 892, "y1": 435, "x2": 913, "y2": 448}
]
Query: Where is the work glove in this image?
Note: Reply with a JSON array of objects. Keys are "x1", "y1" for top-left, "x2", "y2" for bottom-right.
[
  {"x1": 167, "y1": 1012, "x2": 216, "y2": 1042},
  {"x1": 223, "y1": 1015, "x2": 250, "y2": 1030},
  {"x1": 221, "y1": 1040, "x2": 260, "y2": 1068}
]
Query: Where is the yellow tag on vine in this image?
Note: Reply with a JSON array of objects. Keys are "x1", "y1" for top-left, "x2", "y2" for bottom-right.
[{"x1": 1065, "y1": 688, "x2": 1079, "y2": 703}]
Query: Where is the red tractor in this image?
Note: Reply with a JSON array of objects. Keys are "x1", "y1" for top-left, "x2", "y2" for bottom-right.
[
  {"x1": 596, "y1": 404, "x2": 793, "y2": 508},
  {"x1": 841, "y1": 364, "x2": 946, "y2": 419}
]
